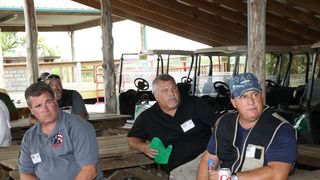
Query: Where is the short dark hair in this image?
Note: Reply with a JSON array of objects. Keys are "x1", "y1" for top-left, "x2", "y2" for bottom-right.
[
  {"x1": 25, "y1": 82, "x2": 55, "y2": 106},
  {"x1": 152, "y1": 74, "x2": 177, "y2": 94}
]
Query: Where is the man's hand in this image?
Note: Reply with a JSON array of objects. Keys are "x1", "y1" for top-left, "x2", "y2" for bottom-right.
[
  {"x1": 209, "y1": 170, "x2": 219, "y2": 180},
  {"x1": 140, "y1": 143, "x2": 158, "y2": 158}
]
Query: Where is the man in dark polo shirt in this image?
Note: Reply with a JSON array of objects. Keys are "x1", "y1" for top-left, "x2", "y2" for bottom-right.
[{"x1": 127, "y1": 74, "x2": 220, "y2": 179}]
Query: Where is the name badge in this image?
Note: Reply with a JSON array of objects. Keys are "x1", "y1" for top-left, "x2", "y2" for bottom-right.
[
  {"x1": 246, "y1": 144, "x2": 256, "y2": 158},
  {"x1": 31, "y1": 153, "x2": 42, "y2": 164},
  {"x1": 180, "y1": 119, "x2": 195, "y2": 132}
]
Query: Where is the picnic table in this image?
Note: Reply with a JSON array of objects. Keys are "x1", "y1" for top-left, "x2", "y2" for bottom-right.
[
  {"x1": 9, "y1": 113, "x2": 132, "y2": 140},
  {"x1": 289, "y1": 169, "x2": 320, "y2": 179},
  {"x1": 0, "y1": 134, "x2": 156, "y2": 179},
  {"x1": 297, "y1": 144, "x2": 320, "y2": 168}
]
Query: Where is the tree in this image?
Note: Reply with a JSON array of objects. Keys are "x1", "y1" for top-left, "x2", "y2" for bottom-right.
[
  {"x1": 37, "y1": 36, "x2": 57, "y2": 56},
  {"x1": 0, "y1": 32, "x2": 25, "y2": 56},
  {"x1": 1, "y1": 32, "x2": 57, "y2": 57}
]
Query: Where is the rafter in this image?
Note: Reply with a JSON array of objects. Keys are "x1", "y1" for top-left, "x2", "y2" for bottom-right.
[
  {"x1": 112, "y1": 0, "x2": 242, "y2": 45},
  {"x1": 70, "y1": 0, "x2": 319, "y2": 46},
  {"x1": 111, "y1": 7, "x2": 221, "y2": 46},
  {"x1": 287, "y1": 0, "x2": 320, "y2": 14},
  {"x1": 268, "y1": 0, "x2": 320, "y2": 28},
  {"x1": 126, "y1": 0, "x2": 246, "y2": 42},
  {"x1": 212, "y1": 0, "x2": 320, "y2": 39},
  {"x1": 147, "y1": 0, "x2": 246, "y2": 36}
]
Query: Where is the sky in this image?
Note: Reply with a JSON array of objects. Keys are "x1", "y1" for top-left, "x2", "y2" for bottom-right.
[{"x1": 40, "y1": 20, "x2": 210, "y2": 61}]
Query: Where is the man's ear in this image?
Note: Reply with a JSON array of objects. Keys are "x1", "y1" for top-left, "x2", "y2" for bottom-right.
[{"x1": 230, "y1": 98, "x2": 237, "y2": 108}]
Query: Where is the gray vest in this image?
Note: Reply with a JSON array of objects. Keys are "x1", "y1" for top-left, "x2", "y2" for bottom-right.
[{"x1": 215, "y1": 107, "x2": 289, "y2": 173}]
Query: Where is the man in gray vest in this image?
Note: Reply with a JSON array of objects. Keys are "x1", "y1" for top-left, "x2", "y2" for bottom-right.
[{"x1": 197, "y1": 73, "x2": 297, "y2": 180}]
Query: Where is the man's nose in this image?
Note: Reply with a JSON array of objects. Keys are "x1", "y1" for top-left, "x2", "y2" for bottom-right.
[
  {"x1": 168, "y1": 88, "x2": 175, "y2": 95},
  {"x1": 51, "y1": 84, "x2": 59, "y2": 90},
  {"x1": 246, "y1": 96, "x2": 255, "y2": 104},
  {"x1": 40, "y1": 104, "x2": 49, "y2": 111}
]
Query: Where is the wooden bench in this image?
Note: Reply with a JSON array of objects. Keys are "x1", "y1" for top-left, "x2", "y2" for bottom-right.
[
  {"x1": 297, "y1": 144, "x2": 320, "y2": 168},
  {"x1": 9, "y1": 113, "x2": 132, "y2": 140},
  {"x1": 0, "y1": 134, "x2": 156, "y2": 179},
  {"x1": 289, "y1": 169, "x2": 320, "y2": 179}
]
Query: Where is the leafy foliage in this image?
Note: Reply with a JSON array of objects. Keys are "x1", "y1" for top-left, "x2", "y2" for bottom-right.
[
  {"x1": 1, "y1": 32, "x2": 25, "y2": 56},
  {"x1": 1, "y1": 32, "x2": 57, "y2": 56}
]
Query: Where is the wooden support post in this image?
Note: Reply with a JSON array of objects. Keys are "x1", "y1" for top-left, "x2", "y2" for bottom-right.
[
  {"x1": 100, "y1": 0, "x2": 117, "y2": 113},
  {"x1": 247, "y1": 0, "x2": 266, "y2": 102},
  {"x1": 23, "y1": 0, "x2": 39, "y2": 84}
]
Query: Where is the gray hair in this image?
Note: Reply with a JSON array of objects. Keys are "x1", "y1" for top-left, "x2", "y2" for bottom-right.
[
  {"x1": 152, "y1": 74, "x2": 176, "y2": 94},
  {"x1": 25, "y1": 82, "x2": 55, "y2": 107}
]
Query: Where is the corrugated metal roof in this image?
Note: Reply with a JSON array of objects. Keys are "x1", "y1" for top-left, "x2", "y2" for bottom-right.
[{"x1": 0, "y1": 0, "x2": 99, "y2": 12}]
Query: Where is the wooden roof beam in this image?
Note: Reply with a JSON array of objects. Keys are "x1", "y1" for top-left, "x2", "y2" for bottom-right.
[
  {"x1": 179, "y1": 0, "x2": 246, "y2": 24},
  {"x1": 121, "y1": 0, "x2": 244, "y2": 43},
  {"x1": 112, "y1": 8, "x2": 221, "y2": 46},
  {"x1": 71, "y1": 0, "x2": 224, "y2": 45},
  {"x1": 212, "y1": 0, "x2": 320, "y2": 39},
  {"x1": 268, "y1": 0, "x2": 320, "y2": 28},
  {"x1": 111, "y1": 0, "x2": 242, "y2": 45},
  {"x1": 71, "y1": 16, "x2": 124, "y2": 31},
  {"x1": 287, "y1": 0, "x2": 320, "y2": 14},
  {"x1": 148, "y1": 0, "x2": 246, "y2": 36}
]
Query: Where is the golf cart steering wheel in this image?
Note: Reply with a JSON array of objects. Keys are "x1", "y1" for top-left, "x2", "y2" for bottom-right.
[
  {"x1": 213, "y1": 81, "x2": 230, "y2": 97},
  {"x1": 266, "y1": 79, "x2": 276, "y2": 88},
  {"x1": 134, "y1": 78, "x2": 149, "y2": 90},
  {"x1": 181, "y1": 76, "x2": 193, "y2": 83}
]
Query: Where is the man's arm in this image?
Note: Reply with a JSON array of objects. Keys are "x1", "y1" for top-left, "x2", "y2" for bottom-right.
[
  {"x1": 197, "y1": 150, "x2": 219, "y2": 180},
  {"x1": 75, "y1": 163, "x2": 97, "y2": 180},
  {"x1": 235, "y1": 161, "x2": 292, "y2": 180},
  {"x1": 20, "y1": 173, "x2": 37, "y2": 180},
  {"x1": 72, "y1": 91, "x2": 89, "y2": 120},
  {"x1": 127, "y1": 136, "x2": 157, "y2": 158},
  {"x1": 79, "y1": 112, "x2": 89, "y2": 121}
]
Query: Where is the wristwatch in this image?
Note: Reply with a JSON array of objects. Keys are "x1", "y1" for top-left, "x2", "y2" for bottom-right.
[{"x1": 231, "y1": 174, "x2": 239, "y2": 180}]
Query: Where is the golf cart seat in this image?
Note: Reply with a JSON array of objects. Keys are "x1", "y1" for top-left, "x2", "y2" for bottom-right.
[
  {"x1": 300, "y1": 78, "x2": 320, "y2": 110},
  {"x1": 266, "y1": 86, "x2": 296, "y2": 108},
  {"x1": 118, "y1": 89, "x2": 137, "y2": 116},
  {"x1": 118, "y1": 89, "x2": 155, "y2": 117},
  {"x1": 177, "y1": 76, "x2": 193, "y2": 100},
  {"x1": 298, "y1": 78, "x2": 320, "y2": 144}
]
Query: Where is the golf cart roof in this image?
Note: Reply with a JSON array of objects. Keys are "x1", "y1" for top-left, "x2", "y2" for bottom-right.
[
  {"x1": 311, "y1": 42, "x2": 320, "y2": 49},
  {"x1": 140, "y1": 49, "x2": 194, "y2": 56},
  {"x1": 194, "y1": 45, "x2": 313, "y2": 56}
]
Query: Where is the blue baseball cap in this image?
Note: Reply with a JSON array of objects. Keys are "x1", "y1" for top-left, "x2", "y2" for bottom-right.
[{"x1": 229, "y1": 73, "x2": 262, "y2": 98}]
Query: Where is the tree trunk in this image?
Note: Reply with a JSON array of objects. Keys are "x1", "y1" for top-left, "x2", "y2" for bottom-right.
[
  {"x1": 23, "y1": 0, "x2": 39, "y2": 84},
  {"x1": 100, "y1": 0, "x2": 117, "y2": 113},
  {"x1": 247, "y1": 0, "x2": 266, "y2": 102}
]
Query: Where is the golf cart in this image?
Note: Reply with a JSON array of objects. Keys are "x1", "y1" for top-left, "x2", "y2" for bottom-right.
[
  {"x1": 189, "y1": 45, "x2": 314, "y2": 115},
  {"x1": 294, "y1": 42, "x2": 320, "y2": 144},
  {"x1": 190, "y1": 46, "x2": 248, "y2": 112},
  {"x1": 118, "y1": 50, "x2": 195, "y2": 118}
]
